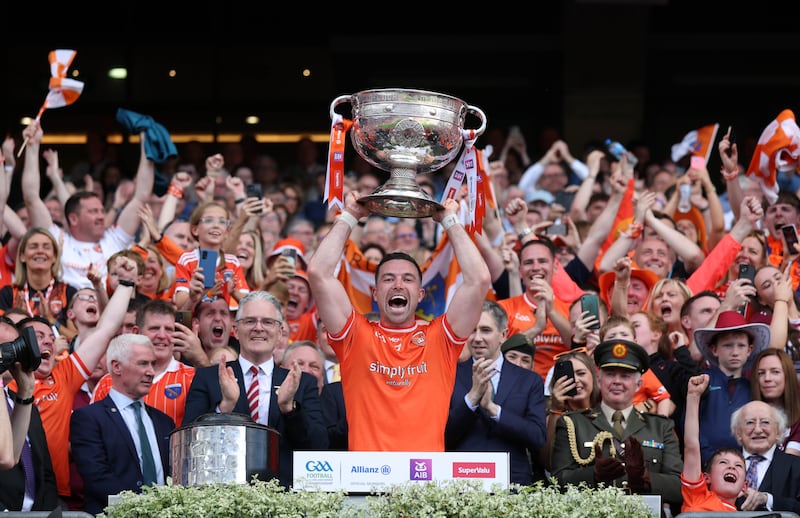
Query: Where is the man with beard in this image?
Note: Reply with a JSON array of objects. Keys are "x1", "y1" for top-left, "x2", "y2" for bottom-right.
[{"x1": 308, "y1": 193, "x2": 490, "y2": 452}]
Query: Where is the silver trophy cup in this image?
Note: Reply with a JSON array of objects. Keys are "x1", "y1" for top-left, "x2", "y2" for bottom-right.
[{"x1": 330, "y1": 88, "x2": 487, "y2": 218}]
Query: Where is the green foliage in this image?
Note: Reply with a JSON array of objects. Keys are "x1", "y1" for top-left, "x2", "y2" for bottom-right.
[{"x1": 98, "y1": 479, "x2": 654, "y2": 518}]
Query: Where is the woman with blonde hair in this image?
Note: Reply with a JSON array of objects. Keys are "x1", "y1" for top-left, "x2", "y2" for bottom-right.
[
  {"x1": 0, "y1": 227, "x2": 78, "y2": 327},
  {"x1": 649, "y1": 277, "x2": 693, "y2": 333}
]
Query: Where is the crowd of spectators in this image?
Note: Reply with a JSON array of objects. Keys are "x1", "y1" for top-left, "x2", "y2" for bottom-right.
[{"x1": 2, "y1": 115, "x2": 800, "y2": 517}]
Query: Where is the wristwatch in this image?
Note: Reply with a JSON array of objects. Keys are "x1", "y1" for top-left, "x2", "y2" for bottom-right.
[
  {"x1": 14, "y1": 394, "x2": 34, "y2": 405},
  {"x1": 118, "y1": 279, "x2": 135, "y2": 288}
]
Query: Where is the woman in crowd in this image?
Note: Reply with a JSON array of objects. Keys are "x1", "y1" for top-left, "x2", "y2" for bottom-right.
[
  {"x1": 542, "y1": 349, "x2": 600, "y2": 471},
  {"x1": 750, "y1": 348, "x2": 800, "y2": 456},
  {"x1": 137, "y1": 244, "x2": 173, "y2": 300},
  {"x1": 648, "y1": 278, "x2": 692, "y2": 335},
  {"x1": 749, "y1": 263, "x2": 800, "y2": 376},
  {"x1": 715, "y1": 230, "x2": 768, "y2": 300},
  {"x1": 0, "y1": 227, "x2": 78, "y2": 329}
]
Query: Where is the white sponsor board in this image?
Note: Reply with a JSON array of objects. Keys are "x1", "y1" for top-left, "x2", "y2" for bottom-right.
[{"x1": 293, "y1": 451, "x2": 509, "y2": 492}]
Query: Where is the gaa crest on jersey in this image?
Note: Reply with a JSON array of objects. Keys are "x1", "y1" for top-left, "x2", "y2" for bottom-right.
[
  {"x1": 411, "y1": 331, "x2": 426, "y2": 347},
  {"x1": 164, "y1": 383, "x2": 183, "y2": 399},
  {"x1": 49, "y1": 299, "x2": 63, "y2": 315}
]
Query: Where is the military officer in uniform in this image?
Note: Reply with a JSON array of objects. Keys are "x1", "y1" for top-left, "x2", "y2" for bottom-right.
[{"x1": 550, "y1": 339, "x2": 682, "y2": 515}]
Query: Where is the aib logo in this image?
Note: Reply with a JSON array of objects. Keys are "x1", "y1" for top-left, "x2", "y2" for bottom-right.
[
  {"x1": 305, "y1": 461, "x2": 333, "y2": 472},
  {"x1": 410, "y1": 458, "x2": 432, "y2": 480}
]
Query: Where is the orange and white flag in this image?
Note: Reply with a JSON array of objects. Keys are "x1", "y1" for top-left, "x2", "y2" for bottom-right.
[
  {"x1": 746, "y1": 109, "x2": 800, "y2": 205},
  {"x1": 670, "y1": 123, "x2": 719, "y2": 164},
  {"x1": 35, "y1": 49, "x2": 84, "y2": 119}
]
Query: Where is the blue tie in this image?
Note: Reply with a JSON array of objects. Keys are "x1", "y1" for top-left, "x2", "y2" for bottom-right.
[
  {"x1": 5, "y1": 396, "x2": 35, "y2": 499},
  {"x1": 132, "y1": 401, "x2": 157, "y2": 486}
]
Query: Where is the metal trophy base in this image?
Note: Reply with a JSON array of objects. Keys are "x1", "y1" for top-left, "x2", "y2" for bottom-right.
[{"x1": 357, "y1": 169, "x2": 443, "y2": 218}]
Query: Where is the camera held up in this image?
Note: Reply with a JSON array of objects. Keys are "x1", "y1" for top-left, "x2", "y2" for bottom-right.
[{"x1": 0, "y1": 326, "x2": 41, "y2": 374}]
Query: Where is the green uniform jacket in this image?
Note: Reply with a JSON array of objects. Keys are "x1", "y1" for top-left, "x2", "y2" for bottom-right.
[{"x1": 550, "y1": 408, "x2": 683, "y2": 510}]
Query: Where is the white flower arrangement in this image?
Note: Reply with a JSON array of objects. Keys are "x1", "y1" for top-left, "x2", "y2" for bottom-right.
[{"x1": 98, "y1": 478, "x2": 654, "y2": 517}]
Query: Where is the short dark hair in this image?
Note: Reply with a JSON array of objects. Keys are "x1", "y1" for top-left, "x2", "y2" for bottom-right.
[
  {"x1": 519, "y1": 236, "x2": 556, "y2": 259},
  {"x1": 679, "y1": 290, "x2": 720, "y2": 320},
  {"x1": 704, "y1": 447, "x2": 745, "y2": 473},
  {"x1": 374, "y1": 252, "x2": 422, "y2": 284},
  {"x1": 64, "y1": 191, "x2": 101, "y2": 222},
  {"x1": 136, "y1": 299, "x2": 177, "y2": 329},
  {"x1": 17, "y1": 315, "x2": 52, "y2": 330},
  {"x1": 763, "y1": 189, "x2": 800, "y2": 212}
]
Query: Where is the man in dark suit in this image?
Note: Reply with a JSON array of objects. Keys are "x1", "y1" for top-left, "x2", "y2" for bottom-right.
[
  {"x1": 183, "y1": 291, "x2": 327, "y2": 487},
  {"x1": 733, "y1": 400, "x2": 800, "y2": 513},
  {"x1": 320, "y1": 381, "x2": 347, "y2": 450},
  {"x1": 0, "y1": 317, "x2": 59, "y2": 512},
  {"x1": 550, "y1": 339, "x2": 683, "y2": 514},
  {"x1": 70, "y1": 333, "x2": 175, "y2": 516},
  {"x1": 445, "y1": 300, "x2": 546, "y2": 485}
]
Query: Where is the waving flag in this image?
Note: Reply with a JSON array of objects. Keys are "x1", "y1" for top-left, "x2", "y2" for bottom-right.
[
  {"x1": 35, "y1": 49, "x2": 84, "y2": 119},
  {"x1": 746, "y1": 109, "x2": 800, "y2": 205},
  {"x1": 671, "y1": 123, "x2": 719, "y2": 163}
]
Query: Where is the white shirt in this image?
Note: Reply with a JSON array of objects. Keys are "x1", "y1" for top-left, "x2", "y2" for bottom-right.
[
  {"x1": 238, "y1": 357, "x2": 274, "y2": 425},
  {"x1": 50, "y1": 223, "x2": 134, "y2": 289},
  {"x1": 108, "y1": 389, "x2": 165, "y2": 485}
]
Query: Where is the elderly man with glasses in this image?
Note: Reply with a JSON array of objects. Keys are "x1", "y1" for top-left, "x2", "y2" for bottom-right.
[{"x1": 182, "y1": 290, "x2": 327, "y2": 488}]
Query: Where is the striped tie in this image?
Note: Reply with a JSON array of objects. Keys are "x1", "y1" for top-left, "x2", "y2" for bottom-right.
[{"x1": 247, "y1": 366, "x2": 260, "y2": 422}]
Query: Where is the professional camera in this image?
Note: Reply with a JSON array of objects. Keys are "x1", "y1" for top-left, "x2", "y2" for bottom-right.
[{"x1": 0, "y1": 326, "x2": 41, "y2": 374}]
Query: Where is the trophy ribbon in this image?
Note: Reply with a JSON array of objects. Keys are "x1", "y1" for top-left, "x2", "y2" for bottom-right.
[
  {"x1": 325, "y1": 114, "x2": 353, "y2": 212},
  {"x1": 456, "y1": 129, "x2": 484, "y2": 235}
]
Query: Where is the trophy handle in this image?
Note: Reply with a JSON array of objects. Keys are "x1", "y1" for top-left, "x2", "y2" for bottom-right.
[
  {"x1": 330, "y1": 95, "x2": 352, "y2": 120},
  {"x1": 466, "y1": 105, "x2": 487, "y2": 137}
]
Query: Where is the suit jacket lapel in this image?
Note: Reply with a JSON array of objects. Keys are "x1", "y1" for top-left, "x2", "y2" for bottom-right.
[
  {"x1": 104, "y1": 398, "x2": 138, "y2": 460},
  {"x1": 228, "y1": 361, "x2": 249, "y2": 415},
  {"x1": 268, "y1": 368, "x2": 287, "y2": 428},
  {"x1": 494, "y1": 366, "x2": 514, "y2": 406}
]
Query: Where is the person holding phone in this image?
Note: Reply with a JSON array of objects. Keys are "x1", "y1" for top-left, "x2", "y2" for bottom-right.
[
  {"x1": 173, "y1": 201, "x2": 249, "y2": 312},
  {"x1": 542, "y1": 348, "x2": 600, "y2": 472},
  {"x1": 445, "y1": 300, "x2": 546, "y2": 485}
]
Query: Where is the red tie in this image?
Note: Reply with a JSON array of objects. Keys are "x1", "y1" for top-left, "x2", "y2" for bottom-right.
[{"x1": 247, "y1": 366, "x2": 260, "y2": 422}]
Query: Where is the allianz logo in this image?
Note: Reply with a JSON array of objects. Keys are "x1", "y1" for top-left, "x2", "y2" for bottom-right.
[{"x1": 352, "y1": 465, "x2": 392, "y2": 475}]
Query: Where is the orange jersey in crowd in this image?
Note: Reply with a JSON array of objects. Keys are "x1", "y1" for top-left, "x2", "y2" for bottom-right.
[
  {"x1": 633, "y1": 369, "x2": 671, "y2": 405},
  {"x1": 498, "y1": 293, "x2": 571, "y2": 381},
  {"x1": 327, "y1": 310, "x2": 464, "y2": 452},
  {"x1": 288, "y1": 311, "x2": 317, "y2": 343},
  {"x1": 91, "y1": 358, "x2": 195, "y2": 426},
  {"x1": 8, "y1": 353, "x2": 92, "y2": 497},
  {"x1": 681, "y1": 473, "x2": 738, "y2": 512},
  {"x1": 173, "y1": 249, "x2": 249, "y2": 310}
]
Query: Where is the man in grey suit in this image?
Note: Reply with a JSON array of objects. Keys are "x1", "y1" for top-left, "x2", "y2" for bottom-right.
[{"x1": 733, "y1": 400, "x2": 800, "y2": 513}]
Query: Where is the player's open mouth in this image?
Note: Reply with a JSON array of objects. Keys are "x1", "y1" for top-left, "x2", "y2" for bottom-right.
[
  {"x1": 723, "y1": 473, "x2": 737, "y2": 483},
  {"x1": 389, "y1": 295, "x2": 407, "y2": 307}
]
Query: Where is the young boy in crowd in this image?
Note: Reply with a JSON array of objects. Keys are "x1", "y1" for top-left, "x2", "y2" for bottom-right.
[{"x1": 681, "y1": 373, "x2": 747, "y2": 512}]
